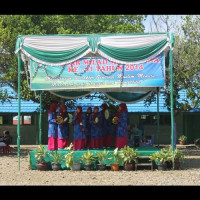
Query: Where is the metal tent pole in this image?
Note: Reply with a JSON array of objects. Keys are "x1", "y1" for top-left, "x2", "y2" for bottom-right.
[
  {"x1": 39, "y1": 91, "x2": 42, "y2": 145},
  {"x1": 169, "y1": 34, "x2": 175, "y2": 170},
  {"x1": 17, "y1": 51, "x2": 21, "y2": 171},
  {"x1": 156, "y1": 87, "x2": 160, "y2": 148}
]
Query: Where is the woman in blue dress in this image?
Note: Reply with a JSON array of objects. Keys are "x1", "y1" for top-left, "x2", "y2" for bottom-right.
[
  {"x1": 72, "y1": 106, "x2": 86, "y2": 150},
  {"x1": 100, "y1": 103, "x2": 112, "y2": 147},
  {"x1": 89, "y1": 106, "x2": 103, "y2": 149},
  {"x1": 115, "y1": 103, "x2": 128, "y2": 149},
  {"x1": 47, "y1": 102, "x2": 59, "y2": 151},
  {"x1": 85, "y1": 107, "x2": 92, "y2": 148},
  {"x1": 57, "y1": 104, "x2": 70, "y2": 149}
]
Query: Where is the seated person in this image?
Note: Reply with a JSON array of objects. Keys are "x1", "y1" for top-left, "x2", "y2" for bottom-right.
[
  {"x1": 0, "y1": 130, "x2": 12, "y2": 146},
  {"x1": 127, "y1": 125, "x2": 134, "y2": 147}
]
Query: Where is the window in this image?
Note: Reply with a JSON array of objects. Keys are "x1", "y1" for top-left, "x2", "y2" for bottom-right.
[
  {"x1": 0, "y1": 116, "x2": 10, "y2": 125},
  {"x1": 24, "y1": 115, "x2": 32, "y2": 125},
  {"x1": 13, "y1": 115, "x2": 22, "y2": 125}
]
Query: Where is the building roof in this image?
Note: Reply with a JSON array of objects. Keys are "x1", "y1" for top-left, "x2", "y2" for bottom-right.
[{"x1": 0, "y1": 86, "x2": 199, "y2": 113}]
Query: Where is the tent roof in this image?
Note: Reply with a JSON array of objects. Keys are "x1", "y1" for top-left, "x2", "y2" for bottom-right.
[{"x1": 15, "y1": 32, "x2": 174, "y2": 103}]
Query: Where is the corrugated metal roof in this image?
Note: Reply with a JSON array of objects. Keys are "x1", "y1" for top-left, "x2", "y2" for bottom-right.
[
  {"x1": 0, "y1": 86, "x2": 199, "y2": 113},
  {"x1": 0, "y1": 86, "x2": 39, "y2": 113}
]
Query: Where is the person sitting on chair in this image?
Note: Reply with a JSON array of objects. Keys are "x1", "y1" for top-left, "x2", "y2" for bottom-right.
[{"x1": 0, "y1": 130, "x2": 12, "y2": 146}]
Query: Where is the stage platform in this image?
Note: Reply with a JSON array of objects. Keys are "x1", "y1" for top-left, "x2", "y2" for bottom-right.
[{"x1": 29, "y1": 146, "x2": 161, "y2": 170}]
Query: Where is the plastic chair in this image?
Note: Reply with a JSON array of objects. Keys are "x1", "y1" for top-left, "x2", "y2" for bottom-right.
[{"x1": 0, "y1": 145, "x2": 11, "y2": 154}]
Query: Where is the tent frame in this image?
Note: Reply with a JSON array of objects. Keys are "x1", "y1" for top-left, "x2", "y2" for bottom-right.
[{"x1": 17, "y1": 33, "x2": 174, "y2": 170}]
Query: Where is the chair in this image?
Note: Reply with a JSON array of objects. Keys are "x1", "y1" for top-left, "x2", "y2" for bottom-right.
[{"x1": 0, "y1": 145, "x2": 12, "y2": 154}]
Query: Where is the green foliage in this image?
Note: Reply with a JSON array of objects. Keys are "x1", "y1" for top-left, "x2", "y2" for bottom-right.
[
  {"x1": 119, "y1": 145, "x2": 139, "y2": 164},
  {"x1": 108, "y1": 147, "x2": 121, "y2": 164},
  {"x1": 64, "y1": 143, "x2": 75, "y2": 169},
  {"x1": 95, "y1": 149, "x2": 109, "y2": 165},
  {"x1": 0, "y1": 15, "x2": 146, "y2": 110},
  {"x1": 178, "y1": 135, "x2": 187, "y2": 142},
  {"x1": 35, "y1": 145, "x2": 47, "y2": 162},
  {"x1": 47, "y1": 151, "x2": 65, "y2": 164},
  {"x1": 150, "y1": 146, "x2": 184, "y2": 165},
  {"x1": 81, "y1": 149, "x2": 95, "y2": 165}
]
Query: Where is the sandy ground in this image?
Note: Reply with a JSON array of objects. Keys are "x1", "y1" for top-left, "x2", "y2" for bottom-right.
[{"x1": 0, "y1": 145, "x2": 200, "y2": 186}]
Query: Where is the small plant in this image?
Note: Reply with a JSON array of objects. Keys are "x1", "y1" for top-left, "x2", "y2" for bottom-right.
[
  {"x1": 35, "y1": 145, "x2": 47, "y2": 162},
  {"x1": 194, "y1": 138, "x2": 200, "y2": 145},
  {"x1": 81, "y1": 149, "x2": 95, "y2": 165},
  {"x1": 48, "y1": 151, "x2": 65, "y2": 164},
  {"x1": 119, "y1": 145, "x2": 138, "y2": 164},
  {"x1": 95, "y1": 149, "x2": 109, "y2": 165},
  {"x1": 108, "y1": 148, "x2": 121, "y2": 164},
  {"x1": 178, "y1": 135, "x2": 187, "y2": 144},
  {"x1": 65, "y1": 143, "x2": 75, "y2": 169}
]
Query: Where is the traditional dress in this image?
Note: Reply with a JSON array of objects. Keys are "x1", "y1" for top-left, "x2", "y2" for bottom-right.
[
  {"x1": 100, "y1": 103, "x2": 112, "y2": 147},
  {"x1": 57, "y1": 104, "x2": 70, "y2": 149},
  {"x1": 85, "y1": 107, "x2": 92, "y2": 148},
  {"x1": 72, "y1": 106, "x2": 86, "y2": 150},
  {"x1": 115, "y1": 103, "x2": 128, "y2": 149},
  {"x1": 47, "y1": 103, "x2": 59, "y2": 151},
  {"x1": 89, "y1": 107, "x2": 103, "y2": 149}
]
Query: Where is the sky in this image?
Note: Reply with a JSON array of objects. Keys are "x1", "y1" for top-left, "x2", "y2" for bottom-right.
[{"x1": 143, "y1": 15, "x2": 186, "y2": 33}]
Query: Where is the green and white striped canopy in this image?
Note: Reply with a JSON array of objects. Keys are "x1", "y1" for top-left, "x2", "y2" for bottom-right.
[{"x1": 15, "y1": 32, "x2": 174, "y2": 103}]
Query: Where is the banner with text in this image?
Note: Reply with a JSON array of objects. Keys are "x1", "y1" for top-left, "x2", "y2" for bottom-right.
[{"x1": 30, "y1": 53, "x2": 165, "y2": 90}]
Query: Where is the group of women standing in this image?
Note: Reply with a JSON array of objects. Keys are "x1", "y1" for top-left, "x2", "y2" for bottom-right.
[{"x1": 47, "y1": 102, "x2": 128, "y2": 151}]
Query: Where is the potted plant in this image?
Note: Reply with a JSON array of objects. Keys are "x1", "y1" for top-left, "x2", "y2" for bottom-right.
[
  {"x1": 149, "y1": 150, "x2": 168, "y2": 170},
  {"x1": 65, "y1": 143, "x2": 82, "y2": 171},
  {"x1": 35, "y1": 145, "x2": 49, "y2": 171},
  {"x1": 108, "y1": 148, "x2": 121, "y2": 171},
  {"x1": 178, "y1": 135, "x2": 187, "y2": 145},
  {"x1": 119, "y1": 145, "x2": 138, "y2": 171},
  {"x1": 173, "y1": 148, "x2": 184, "y2": 170},
  {"x1": 48, "y1": 151, "x2": 64, "y2": 171},
  {"x1": 81, "y1": 149, "x2": 95, "y2": 170},
  {"x1": 95, "y1": 149, "x2": 109, "y2": 170},
  {"x1": 194, "y1": 138, "x2": 200, "y2": 147}
]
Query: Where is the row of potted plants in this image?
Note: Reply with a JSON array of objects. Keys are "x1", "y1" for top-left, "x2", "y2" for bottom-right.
[
  {"x1": 149, "y1": 146, "x2": 184, "y2": 170},
  {"x1": 34, "y1": 144, "x2": 139, "y2": 171},
  {"x1": 34, "y1": 144, "x2": 184, "y2": 171}
]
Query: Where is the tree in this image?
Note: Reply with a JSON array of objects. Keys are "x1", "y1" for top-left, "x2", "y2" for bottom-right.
[
  {"x1": 145, "y1": 15, "x2": 200, "y2": 113},
  {"x1": 0, "y1": 15, "x2": 147, "y2": 110}
]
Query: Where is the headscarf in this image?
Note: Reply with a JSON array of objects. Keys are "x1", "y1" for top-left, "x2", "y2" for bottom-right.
[
  {"x1": 93, "y1": 106, "x2": 99, "y2": 121},
  {"x1": 117, "y1": 103, "x2": 128, "y2": 119},
  {"x1": 60, "y1": 104, "x2": 67, "y2": 127},
  {"x1": 100, "y1": 103, "x2": 108, "y2": 116},
  {"x1": 60, "y1": 104, "x2": 67, "y2": 119},
  {"x1": 76, "y1": 106, "x2": 83, "y2": 124},
  {"x1": 48, "y1": 102, "x2": 59, "y2": 115}
]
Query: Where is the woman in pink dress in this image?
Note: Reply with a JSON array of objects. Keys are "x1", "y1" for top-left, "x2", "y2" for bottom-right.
[
  {"x1": 47, "y1": 102, "x2": 59, "y2": 151},
  {"x1": 57, "y1": 104, "x2": 70, "y2": 149}
]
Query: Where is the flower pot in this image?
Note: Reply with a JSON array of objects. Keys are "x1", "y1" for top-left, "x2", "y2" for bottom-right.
[
  {"x1": 84, "y1": 164, "x2": 93, "y2": 171},
  {"x1": 52, "y1": 163, "x2": 61, "y2": 171},
  {"x1": 36, "y1": 161, "x2": 49, "y2": 171},
  {"x1": 157, "y1": 163, "x2": 166, "y2": 171},
  {"x1": 97, "y1": 164, "x2": 106, "y2": 171},
  {"x1": 72, "y1": 162, "x2": 81, "y2": 171},
  {"x1": 110, "y1": 163, "x2": 119, "y2": 171},
  {"x1": 179, "y1": 141, "x2": 185, "y2": 145},
  {"x1": 123, "y1": 163, "x2": 135, "y2": 171},
  {"x1": 174, "y1": 160, "x2": 181, "y2": 170},
  {"x1": 165, "y1": 161, "x2": 172, "y2": 170}
]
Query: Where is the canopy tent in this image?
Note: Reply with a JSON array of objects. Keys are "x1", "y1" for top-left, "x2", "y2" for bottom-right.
[{"x1": 15, "y1": 32, "x2": 175, "y2": 170}]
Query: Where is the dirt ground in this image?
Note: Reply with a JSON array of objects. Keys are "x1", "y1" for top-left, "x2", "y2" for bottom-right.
[{"x1": 0, "y1": 145, "x2": 200, "y2": 186}]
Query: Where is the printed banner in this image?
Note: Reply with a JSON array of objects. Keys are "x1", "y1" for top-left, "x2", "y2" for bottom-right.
[{"x1": 30, "y1": 53, "x2": 165, "y2": 90}]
